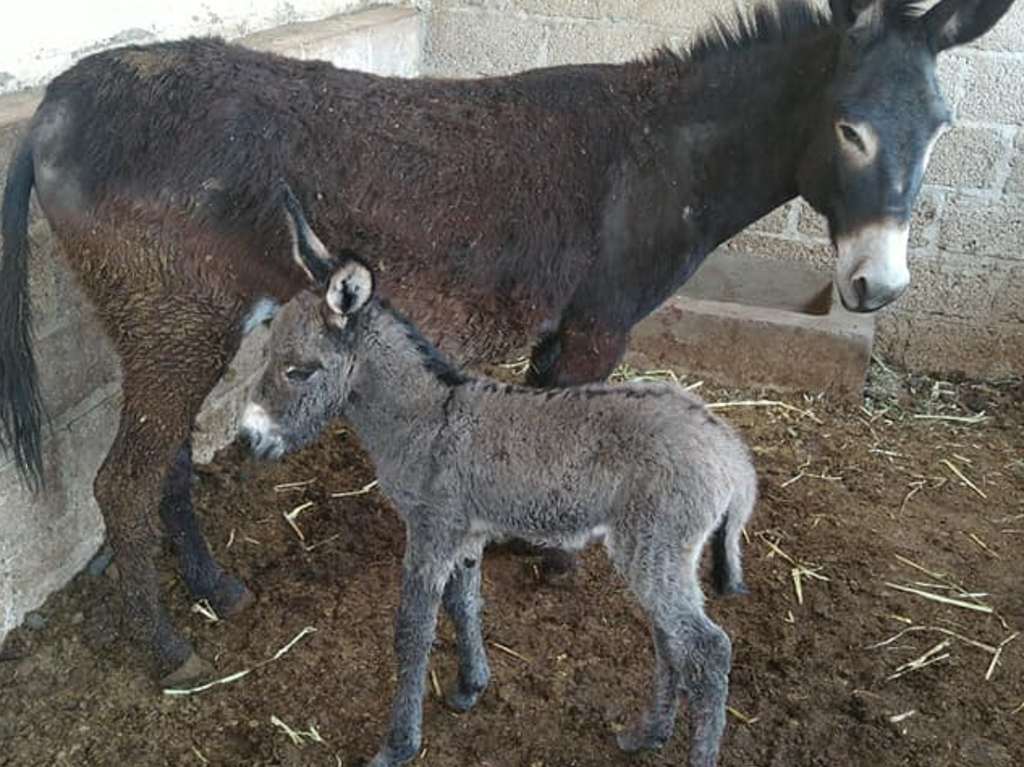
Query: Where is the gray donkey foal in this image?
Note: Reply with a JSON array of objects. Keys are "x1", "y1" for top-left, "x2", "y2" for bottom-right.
[{"x1": 241, "y1": 193, "x2": 758, "y2": 767}]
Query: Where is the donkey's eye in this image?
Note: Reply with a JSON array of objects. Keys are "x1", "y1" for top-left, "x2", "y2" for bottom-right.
[
  {"x1": 284, "y1": 365, "x2": 319, "y2": 382},
  {"x1": 837, "y1": 122, "x2": 867, "y2": 154}
]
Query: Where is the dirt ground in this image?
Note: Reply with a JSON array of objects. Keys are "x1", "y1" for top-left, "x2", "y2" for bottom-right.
[{"x1": 1, "y1": 361, "x2": 1022, "y2": 767}]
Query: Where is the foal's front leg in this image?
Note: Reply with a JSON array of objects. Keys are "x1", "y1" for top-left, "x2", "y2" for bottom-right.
[{"x1": 370, "y1": 550, "x2": 451, "y2": 767}]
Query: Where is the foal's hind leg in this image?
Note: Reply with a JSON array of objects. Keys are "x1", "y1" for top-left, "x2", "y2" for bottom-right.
[
  {"x1": 610, "y1": 534, "x2": 732, "y2": 766},
  {"x1": 159, "y1": 437, "x2": 254, "y2": 617},
  {"x1": 442, "y1": 555, "x2": 490, "y2": 713}
]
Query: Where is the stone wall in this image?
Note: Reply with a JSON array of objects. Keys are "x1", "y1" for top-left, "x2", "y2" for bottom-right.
[
  {"x1": 420, "y1": 0, "x2": 1024, "y2": 377},
  {"x1": 0, "y1": 6, "x2": 423, "y2": 644}
]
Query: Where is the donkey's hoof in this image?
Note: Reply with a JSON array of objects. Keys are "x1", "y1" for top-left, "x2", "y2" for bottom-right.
[
  {"x1": 209, "y1": 575, "x2": 255, "y2": 618},
  {"x1": 367, "y1": 743, "x2": 419, "y2": 767},
  {"x1": 446, "y1": 682, "x2": 486, "y2": 713},
  {"x1": 721, "y1": 581, "x2": 750, "y2": 598},
  {"x1": 160, "y1": 651, "x2": 214, "y2": 688},
  {"x1": 616, "y1": 727, "x2": 669, "y2": 754}
]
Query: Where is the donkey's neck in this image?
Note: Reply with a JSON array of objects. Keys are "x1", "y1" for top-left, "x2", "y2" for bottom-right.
[
  {"x1": 341, "y1": 307, "x2": 459, "y2": 460},
  {"x1": 623, "y1": 27, "x2": 837, "y2": 255}
]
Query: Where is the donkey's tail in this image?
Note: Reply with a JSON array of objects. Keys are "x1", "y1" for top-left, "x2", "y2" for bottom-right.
[
  {"x1": 0, "y1": 139, "x2": 45, "y2": 490},
  {"x1": 710, "y1": 451, "x2": 757, "y2": 597}
]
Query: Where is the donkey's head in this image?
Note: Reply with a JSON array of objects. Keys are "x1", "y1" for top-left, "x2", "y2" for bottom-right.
[
  {"x1": 797, "y1": 0, "x2": 1014, "y2": 312},
  {"x1": 241, "y1": 190, "x2": 375, "y2": 460}
]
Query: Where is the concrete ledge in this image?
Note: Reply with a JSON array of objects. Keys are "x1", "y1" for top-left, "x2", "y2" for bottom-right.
[
  {"x1": 0, "y1": 5, "x2": 423, "y2": 644},
  {"x1": 627, "y1": 251, "x2": 876, "y2": 402}
]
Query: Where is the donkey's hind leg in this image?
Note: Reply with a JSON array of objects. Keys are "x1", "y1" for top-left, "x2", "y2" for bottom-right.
[
  {"x1": 95, "y1": 398, "x2": 211, "y2": 686},
  {"x1": 159, "y1": 436, "x2": 254, "y2": 617},
  {"x1": 610, "y1": 533, "x2": 732, "y2": 767},
  {"x1": 442, "y1": 554, "x2": 490, "y2": 713}
]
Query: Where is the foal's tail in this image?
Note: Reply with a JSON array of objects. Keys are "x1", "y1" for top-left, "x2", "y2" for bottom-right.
[
  {"x1": 0, "y1": 140, "x2": 45, "y2": 490},
  {"x1": 711, "y1": 450, "x2": 757, "y2": 597}
]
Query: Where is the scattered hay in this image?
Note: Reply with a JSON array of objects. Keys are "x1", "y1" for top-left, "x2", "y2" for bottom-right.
[
  {"x1": 271, "y1": 715, "x2": 325, "y2": 747},
  {"x1": 490, "y1": 641, "x2": 530, "y2": 664},
  {"x1": 726, "y1": 706, "x2": 759, "y2": 725},
  {"x1": 707, "y1": 399, "x2": 823, "y2": 424},
  {"x1": 331, "y1": 479, "x2": 379, "y2": 498},
  {"x1": 883, "y1": 583, "x2": 992, "y2": 615},
  {"x1": 985, "y1": 632, "x2": 1020, "y2": 682},
  {"x1": 191, "y1": 599, "x2": 220, "y2": 624},
  {"x1": 888, "y1": 710, "x2": 916, "y2": 724},
  {"x1": 164, "y1": 626, "x2": 317, "y2": 696},
  {"x1": 283, "y1": 501, "x2": 316, "y2": 543},
  {"x1": 886, "y1": 639, "x2": 952, "y2": 681},
  {"x1": 274, "y1": 478, "x2": 316, "y2": 492},
  {"x1": 940, "y1": 459, "x2": 987, "y2": 499},
  {"x1": 913, "y1": 413, "x2": 989, "y2": 425}
]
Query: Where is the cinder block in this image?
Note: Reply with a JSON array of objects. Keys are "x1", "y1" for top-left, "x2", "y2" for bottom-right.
[
  {"x1": 898, "y1": 253, "x2": 1007, "y2": 322},
  {"x1": 1006, "y1": 129, "x2": 1024, "y2": 195},
  {"x1": 796, "y1": 199, "x2": 829, "y2": 240},
  {"x1": 424, "y1": 9, "x2": 547, "y2": 75},
  {"x1": 546, "y1": 19, "x2": 673, "y2": 65},
  {"x1": 939, "y1": 193, "x2": 1024, "y2": 259},
  {"x1": 35, "y1": 310, "x2": 121, "y2": 421},
  {"x1": 722, "y1": 231, "x2": 834, "y2": 271},
  {"x1": 627, "y1": 0, "x2": 719, "y2": 32},
  {"x1": 243, "y1": 8, "x2": 423, "y2": 76},
  {"x1": 749, "y1": 202, "x2": 793, "y2": 236},
  {"x1": 0, "y1": 386, "x2": 116, "y2": 642},
  {"x1": 925, "y1": 124, "x2": 1007, "y2": 189},
  {"x1": 956, "y1": 55, "x2": 1024, "y2": 124},
  {"x1": 627, "y1": 250, "x2": 875, "y2": 401},
  {"x1": 966, "y1": 1, "x2": 1024, "y2": 52},
  {"x1": 875, "y1": 312, "x2": 1024, "y2": 378}
]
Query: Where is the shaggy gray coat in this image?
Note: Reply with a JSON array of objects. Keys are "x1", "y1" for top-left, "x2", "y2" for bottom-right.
[{"x1": 241, "y1": 196, "x2": 758, "y2": 767}]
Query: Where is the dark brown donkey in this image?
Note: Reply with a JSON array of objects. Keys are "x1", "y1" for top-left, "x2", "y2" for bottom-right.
[{"x1": 1, "y1": 0, "x2": 1015, "y2": 684}]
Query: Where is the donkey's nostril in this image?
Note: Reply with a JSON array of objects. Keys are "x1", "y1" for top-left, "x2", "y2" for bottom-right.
[{"x1": 852, "y1": 276, "x2": 868, "y2": 306}]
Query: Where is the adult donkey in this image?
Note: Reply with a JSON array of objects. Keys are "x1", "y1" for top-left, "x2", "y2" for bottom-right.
[{"x1": 1, "y1": 0, "x2": 1015, "y2": 684}]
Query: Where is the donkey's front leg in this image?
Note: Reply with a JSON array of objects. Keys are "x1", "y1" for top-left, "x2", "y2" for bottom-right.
[
  {"x1": 370, "y1": 553, "x2": 451, "y2": 767},
  {"x1": 159, "y1": 436, "x2": 254, "y2": 617}
]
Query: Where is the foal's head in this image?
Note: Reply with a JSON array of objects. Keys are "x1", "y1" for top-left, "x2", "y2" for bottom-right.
[
  {"x1": 241, "y1": 190, "x2": 375, "y2": 459},
  {"x1": 797, "y1": 0, "x2": 1014, "y2": 312}
]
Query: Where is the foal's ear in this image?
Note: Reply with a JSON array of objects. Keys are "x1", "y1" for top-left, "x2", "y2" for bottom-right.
[
  {"x1": 829, "y1": 0, "x2": 883, "y2": 30},
  {"x1": 921, "y1": 0, "x2": 1016, "y2": 53},
  {"x1": 282, "y1": 185, "x2": 335, "y2": 287},
  {"x1": 325, "y1": 257, "x2": 374, "y2": 325}
]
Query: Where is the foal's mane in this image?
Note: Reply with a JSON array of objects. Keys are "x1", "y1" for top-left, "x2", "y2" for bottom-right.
[{"x1": 655, "y1": 0, "x2": 930, "y2": 67}]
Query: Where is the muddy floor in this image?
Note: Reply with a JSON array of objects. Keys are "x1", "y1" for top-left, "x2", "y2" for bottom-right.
[{"x1": 2, "y1": 362, "x2": 1022, "y2": 767}]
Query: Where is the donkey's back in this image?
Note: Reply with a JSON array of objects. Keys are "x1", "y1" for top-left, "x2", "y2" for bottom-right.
[{"x1": 445, "y1": 378, "x2": 754, "y2": 549}]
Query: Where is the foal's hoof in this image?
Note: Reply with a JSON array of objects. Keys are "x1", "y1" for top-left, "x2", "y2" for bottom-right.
[
  {"x1": 616, "y1": 727, "x2": 670, "y2": 754},
  {"x1": 209, "y1": 574, "x2": 255, "y2": 618},
  {"x1": 160, "y1": 651, "x2": 214, "y2": 688},
  {"x1": 446, "y1": 682, "x2": 486, "y2": 713}
]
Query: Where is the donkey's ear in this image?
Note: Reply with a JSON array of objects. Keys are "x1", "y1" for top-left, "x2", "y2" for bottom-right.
[
  {"x1": 830, "y1": 0, "x2": 883, "y2": 30},
  {"x1": 325, "y1": 257, "x2": 374, "y2": 323},
  {"x1": 282, "y1": 185, "x2": 335, "y2": 287},
  {"x1": 922, "y1": 0, "x2": 1016, "y2": 52}
]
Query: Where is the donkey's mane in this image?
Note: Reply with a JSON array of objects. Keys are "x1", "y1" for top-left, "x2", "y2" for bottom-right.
[
  {"x1": 658, "y1": 0, "x2": 929, "y2": 67},
  {"x1": 378, "y1": 299, "x2": 470, "y2": 388}
]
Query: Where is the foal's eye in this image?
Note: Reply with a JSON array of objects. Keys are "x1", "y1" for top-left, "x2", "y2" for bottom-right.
[
  {"x1": 284, "y1": 365, "x2": 319, "y2": 382},
  {"x1": 837, "y1": 122, "x2": 868, "y2": 154}
]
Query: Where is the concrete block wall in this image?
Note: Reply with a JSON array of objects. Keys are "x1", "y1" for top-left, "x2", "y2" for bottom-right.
[
  {"x1": 419, "y1": 0, "x2": 1024, "y2": 377},
  {"x1": 0, "y1": 6, "x2": 423, "y2": 643}
]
